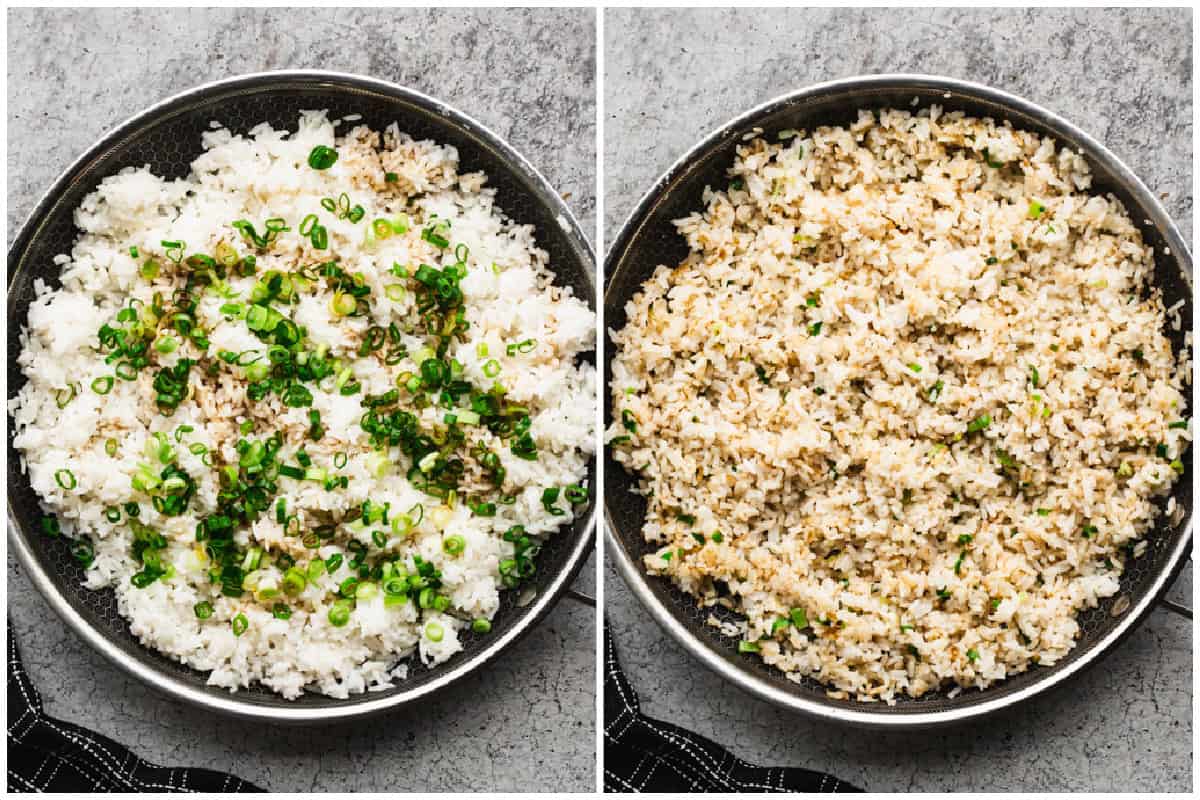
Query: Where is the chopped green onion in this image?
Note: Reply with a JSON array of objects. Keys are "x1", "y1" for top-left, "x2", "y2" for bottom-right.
[
  {"x1": 70, "y1": 539, "x2": 95, "y2": 568},
  {"x1": 282, "y1": 567, "x2": 307, "y2": 596},
  {"x1": 330, "y1": 291, "x2": 357, "y2": 316},
  {"x1": 241, "y1": 547, "x2": 263, "y2": 572},
  {"x1": 1036, "y1": 508, "x2": 1051, "y2": 517},
  {"x1": 161, "y1": 240, "x2": 185, "y2": 264},
  {"x1": 541, "y1": 487, "x2": 565, "y2": 516},
  {"x1": 306, "y1": 559, "x2": 326, "y2": 582},
  {"x1": 328, "y1": 600, "x2": 352, "y2": 627},
  {"x1": 105, "y1": 438, "x2": 118, "y2": 457},
  {"x1": 54, "y1": 469, "x2": 76, "y2": 490},
  {"x1": 39, "y1": 516, "x2": 60, "y2": 538},
  {"x1": 372, "y1": 218, "x2": 393, "y2": 239},
  {"x1": 505, "y1": 339, "x2": 536, "y2": 356},
  {"x1": 1168, "y1": 419, "x2": 1189, "y2": 430},
  {"x1": 139, "y1": 258, "x2": 160, "y2": 281},
  {"x1": 1028, "y1": 365, "x2": 1040, "y2": 388},
  {"x1": 115, "y1": 361, "x2": 137, "y2": 381},
  {"x1": 789, "y1": 607, "x2": 808, "y2": 628},
  {"x1": 91, "y1": 376, "x2": 114, "y2": 395},
  {"x1": 966, "y1": 414, "x2": 991, "y2": 433},
  {"x1": 243, "y1": 361, "x2": 268, "y2": 383},
  {"x1": 1027, "y1": 200, "x2": 1046, "y2": 219},
  {"x1": 966, "y1": 648, "x2": 980, "y2": 662},
  {"x1": 55, "y1": 384, "x2": 77, "y2": 408},
  {"x1": 482, "y1": 359, "x2": 501, "y2": 378},
  {"x1": 194, "y1": 601, "x2": 214, "y2": 620},
  {"x1": 443, "y1": 534, "x2": 466, "y2": 556},
  {"x1": 308, "y1": 145, "x2": 338, "y2": 170},
  {"x1": 471, "y1": 618, "x2": 491, "y2": 634},
  {"x1": 907, "y1": 363, "x2": 922, "y2": 373},
  {"x1": 231, "y1": 613, "x2": 249, "y2": 636},
  {"x1": 737, "y1": 640, "x2": 760, "y2": 654},
  {"x1": 425, "y1": 622, "x2": 444, "y2": 642},
  {"x1": 421, "y1": 221, "x2": 451, "y2": 249}
]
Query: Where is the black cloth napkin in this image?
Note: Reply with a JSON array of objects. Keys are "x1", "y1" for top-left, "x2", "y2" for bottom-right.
[
  {"x1": 7, "y1": 625, "x2": 263, "y2": 793},
  {"x1": 604, "y1": 624, "x2": 862, "y2": 793}
]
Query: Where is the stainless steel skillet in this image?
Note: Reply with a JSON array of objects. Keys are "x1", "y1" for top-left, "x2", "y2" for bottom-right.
[
  {"x1": 604, "y1": 74, "x2": 1192, "y2": 728},
  {"x1": 7, "y1": 70, "x2": 597, "y2": 723}
]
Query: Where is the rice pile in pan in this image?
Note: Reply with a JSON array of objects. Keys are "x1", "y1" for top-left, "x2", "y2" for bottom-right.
[
  {"x1": 11, "y1": 111, "x2": 595, "y2": 699},
  {"x1": 608, "y1": 106, "x2": 1191, "y2": 702}
]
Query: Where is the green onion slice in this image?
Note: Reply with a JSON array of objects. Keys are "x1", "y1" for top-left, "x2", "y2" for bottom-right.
[{"x1": 308, "y1": 145, "x2": 338, "y2": 170}]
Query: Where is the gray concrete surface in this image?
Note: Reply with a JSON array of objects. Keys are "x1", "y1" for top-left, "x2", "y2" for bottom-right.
[
  {"x1": 7, "y1": 7, "x2": 596, "y2": 793},
  {"x1": 604, "y1": 7, "x2": 1192, "y2": 794}
]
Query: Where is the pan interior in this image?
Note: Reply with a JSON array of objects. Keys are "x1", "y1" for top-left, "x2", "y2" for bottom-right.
[
  {"x1": 8, "y1": 76, "x2": 596, "y2": 714},
  {"x1": 603, "y1": 81, "x2": 1192, "y2": 718}
]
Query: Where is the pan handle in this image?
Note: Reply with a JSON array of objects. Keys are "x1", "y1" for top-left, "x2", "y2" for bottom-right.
[
  {"x1": 1155, "y1": 550, "x2": 1192, "y2": 620},
  {"x1": 565, "y1": 588, "x2": 595, "y2": 607},
  {"x1": 1158, "y1": 597, "x2": 1191, "y2": 619}
]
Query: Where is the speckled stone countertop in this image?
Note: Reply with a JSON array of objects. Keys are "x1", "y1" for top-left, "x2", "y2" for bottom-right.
[
  {"x1": 7, "y1": 7, "x2": 596, "y2": 793},
  {"x1": 604, "y1": 7, "x2": 1192, "y2": 793}
]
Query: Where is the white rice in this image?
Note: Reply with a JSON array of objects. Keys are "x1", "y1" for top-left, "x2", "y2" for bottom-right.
[
  {"x1": 11, "y1": 111, "x2": 595, "y2": 699},
  {"x1": 607, "y1": 107, "x2": 1191, "y2": 703}
]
